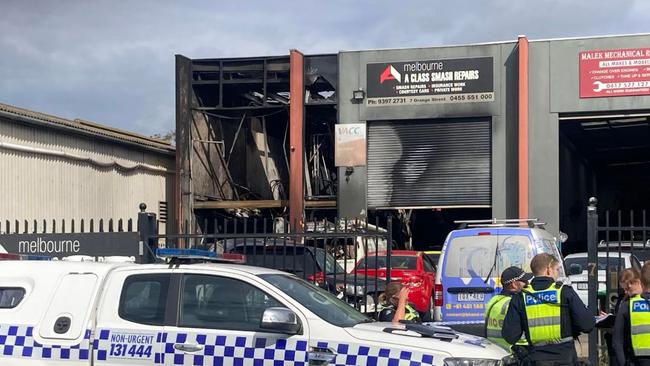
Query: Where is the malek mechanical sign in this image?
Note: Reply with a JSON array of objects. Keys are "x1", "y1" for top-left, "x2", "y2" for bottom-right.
[
  {"x1": 580, "y1": 48, "x2": 650, "y2": 98},
  {"x1": 366, "y1": 57, "x2": 494, "y2": 106}
]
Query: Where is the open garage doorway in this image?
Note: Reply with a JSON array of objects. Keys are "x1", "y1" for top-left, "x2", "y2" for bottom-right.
[
  {"x1": 560, "y1": 111, "x2": 650, "y2": 254},
  {"x1": 369, "y1": 208, "x2": 491, "y2": 251}
]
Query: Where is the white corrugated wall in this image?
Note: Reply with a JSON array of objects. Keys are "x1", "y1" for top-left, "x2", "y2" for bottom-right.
[{"x1": 0, "y1": 118, "x2": 175, "y2": 234}]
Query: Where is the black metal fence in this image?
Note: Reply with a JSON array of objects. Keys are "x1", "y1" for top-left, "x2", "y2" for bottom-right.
[
  {"x1": 586, "y1": 197, "x2": 650, "y2": 365},
  {"x1": 146, "y1": 216, "x2": 403, "y2": 318},
  {"x1": 0, "y1": 206, "x2": 433, "y2": 320},
  {"x1": 0, "y1": 213, "x2": 142, "y2": 261},
  {"x1": 0, "y1": 218, "x2": 134, "y2": 234}
]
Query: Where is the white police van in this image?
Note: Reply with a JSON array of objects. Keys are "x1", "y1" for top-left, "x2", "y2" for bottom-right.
[{"x1": 0, "y1": 250, "x2": 510, "y2": 366}]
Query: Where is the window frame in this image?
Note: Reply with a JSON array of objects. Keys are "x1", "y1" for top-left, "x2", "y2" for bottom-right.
[
  {"x1": 118, "y1": 273, "x2": 173, "y2": 326},
  {"x1": 0, "y1": 287, "x2": 26, "y2": 309},
  {"x1": 176, "y1": 273, "x2": 292, "y2": 333},
  {"x1": 422, "y1": 256, "x2": 436, "y2": 273}
]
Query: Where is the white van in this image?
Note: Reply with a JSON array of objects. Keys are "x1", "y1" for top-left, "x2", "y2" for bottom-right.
[
  {"x1": 434, "y1": 223, "x2": 566, "y2": 335},
  {"x1": 0, "y1": 251, "x2": 510, "y2": 365}
]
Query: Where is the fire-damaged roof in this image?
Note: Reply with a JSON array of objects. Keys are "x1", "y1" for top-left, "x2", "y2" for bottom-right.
[{"x1": 0, "y1": 102, "x2": 174, "y2": 154}]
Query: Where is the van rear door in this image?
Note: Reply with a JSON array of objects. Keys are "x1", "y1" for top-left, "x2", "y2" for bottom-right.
[{"x1": 440, "y1": 230, "x2": 498, "y2": 325}]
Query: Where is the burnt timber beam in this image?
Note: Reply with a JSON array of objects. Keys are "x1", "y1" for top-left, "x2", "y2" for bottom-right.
[
  {"x1": 193, "y1": 200, "x2": 336, "y2": 209},
  {"x1": 175, "y1": 55, "x2": 194, "y2": 235},
  {"x1": 289, "y1": 50, "x2": 305, "y2": 232}
]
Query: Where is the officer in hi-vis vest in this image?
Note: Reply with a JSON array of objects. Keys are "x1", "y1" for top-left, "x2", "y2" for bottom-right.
[
  {"x1": 613, "y1": 261, "x2": 650, "y2": 366},
  {"x1": 503, "y1": 253, "x2": 594, "y2": 366},
  {"x1": 485, "y1": 267, "x2": 532, "y2": 352}
]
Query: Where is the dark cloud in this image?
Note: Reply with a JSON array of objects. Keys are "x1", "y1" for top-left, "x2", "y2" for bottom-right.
[{"x1": 0, "y1": 0, "x2": 647, "y2": 135}]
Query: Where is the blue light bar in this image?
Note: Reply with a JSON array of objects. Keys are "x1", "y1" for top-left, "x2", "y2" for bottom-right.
[
  {"x1": 155, "y1": 248, "x2": 217, "y2": 258},
  {"x1": 155, "y1": 248, "x2": 246, "y2": 263},
  {"x1": 0, "y1": 253, "x2": 52, "y2": 261}
]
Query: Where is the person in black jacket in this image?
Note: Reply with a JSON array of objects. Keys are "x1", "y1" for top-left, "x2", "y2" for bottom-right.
[
  {"x1": 503, "y1": 253, "x2": 595, "y2": 366},
  {"x1": 607, "y1": 268, "x2": 642, "y2": 366},
  {"x1": 613, "y1": 264, "x2": 650, "y2": 366}
]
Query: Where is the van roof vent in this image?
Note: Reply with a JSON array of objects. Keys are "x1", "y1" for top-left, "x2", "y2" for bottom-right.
[{"x1": 454, "y1": 218, "x2": 546, "y2": 229}]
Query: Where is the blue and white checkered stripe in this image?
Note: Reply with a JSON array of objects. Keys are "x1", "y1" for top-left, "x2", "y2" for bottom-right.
[
  {"x1": 0, "y1": 324, "x2": 92, "y2": 360},
  {"x1": 152, "y1": 332, "x2": 438, "y2": 366},
  {"x1": 315, "y1": 341, "x2": 438, "y2": 366},
  {"x1": 1, "y1": 324, "x2": 440, "y2": 365},
  {"x1": 156, "y1": 331, "x2": 309, "y2": 366}
]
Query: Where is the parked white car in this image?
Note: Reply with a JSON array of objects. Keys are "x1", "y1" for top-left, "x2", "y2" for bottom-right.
[{"x1": 564, "y1": 251, "x2": 642, "y2": 307}]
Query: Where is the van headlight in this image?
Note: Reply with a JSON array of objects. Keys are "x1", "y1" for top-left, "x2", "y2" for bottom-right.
[{"x1": 443, "y1": 358, "x2": 502, "y2": 366}]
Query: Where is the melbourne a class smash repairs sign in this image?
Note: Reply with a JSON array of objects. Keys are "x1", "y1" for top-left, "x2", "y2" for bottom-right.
[
  {"x1": 366, "y1": 57, "x2": 494, "y2": 106},
  {"x1": 580, "y1": 48, "x2": 650, "y2": 98}
]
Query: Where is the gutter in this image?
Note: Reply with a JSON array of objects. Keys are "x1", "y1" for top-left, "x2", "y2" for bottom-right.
[
  {"x1": 0, "y1": 110, "x2": 175, "y2": 156},
  {"x1": 0, "y1": 140, "x2": 171, "y2": 174}
]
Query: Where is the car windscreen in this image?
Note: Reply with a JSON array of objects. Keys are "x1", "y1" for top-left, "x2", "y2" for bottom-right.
[
  {"x1": 424, "y1": 254, "x2": 440, "y2": 269},
  {"x1": 565, "y1": 256, "x2": 626, "y2": 272},
  {"x1": 259, "y1": 274, "x2": 370, "y2": 328},
  {"x1": 232, "y1": 246, "x2": 320, "y2": 276},
  {"x1": 355, "y1": 256, "x2": 417, "y2": 270},
  {"x1": 597, "y1": 246, "x2": 650, "y2": 262},
  {"x1": 313, "y1": 248, "x2": 346, "y2": 274},
  {"x1": 443, "y1": 235, "x2": 533, "y2": 278}
]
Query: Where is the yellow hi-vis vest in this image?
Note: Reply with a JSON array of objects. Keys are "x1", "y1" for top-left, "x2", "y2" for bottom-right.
[
  {"x1": 629, "y1": 294, "x2": 650, "y2": 356},
  {"x1": 404, "y1": 304, "x2": 420, "y2": 321},
  {"x1": 522, "y1": 283, "x2": 571, "y2": 346},
  {"x1": 486, "y1": 294, "x2": 528, "y2": 350}
]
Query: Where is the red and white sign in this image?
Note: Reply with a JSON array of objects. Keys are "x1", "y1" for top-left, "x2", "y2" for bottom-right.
[{"x1": 579, "y1": 48, "x2": 650, "y2": 98}]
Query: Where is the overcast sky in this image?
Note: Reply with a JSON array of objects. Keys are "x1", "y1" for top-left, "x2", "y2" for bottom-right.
[{"x1": 1, "y1": 1, "x2": 648, "y2": 137}]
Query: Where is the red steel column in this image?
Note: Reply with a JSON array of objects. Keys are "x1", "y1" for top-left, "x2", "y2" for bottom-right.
[
  {"x1": 518, "y1": 36, "x2": 529, "y2": 220},
  {"x1": 289, "y1": 50, "x2": 305, "y2": 232}
]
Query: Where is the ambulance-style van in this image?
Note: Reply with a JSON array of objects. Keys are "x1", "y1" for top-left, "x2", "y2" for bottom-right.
[{"x1": 0, "y1": 251, "x2": 511, "y2": 366}]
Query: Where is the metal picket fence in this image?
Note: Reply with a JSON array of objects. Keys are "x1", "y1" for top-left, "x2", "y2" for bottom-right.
[
  {"x1": 586, "y1": 197, "x2": 650, "y2": 365},
  {"x1": 146, "y1": 216, "x2": 397, "y2": 318}
]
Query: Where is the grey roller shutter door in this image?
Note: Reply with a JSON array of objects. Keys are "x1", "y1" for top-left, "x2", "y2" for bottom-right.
[{"x1": 367, "y1": 118, "x2": 491, "y2": 209}]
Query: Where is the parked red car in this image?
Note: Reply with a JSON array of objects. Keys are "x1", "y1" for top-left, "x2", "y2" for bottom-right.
[{"x1": 351, "y1": 250, "x2": 436, "y2": 317}]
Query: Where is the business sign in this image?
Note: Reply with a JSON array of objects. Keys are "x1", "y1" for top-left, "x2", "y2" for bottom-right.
[
  {"x1": 335, "y1": 123, "x2": 366, "y2": 167},
  {"x1": 579, "y1": 48, "x2": 650, "y2": 98},
  {"x1": 366, "y1": 57, "x2": 494, "y2": 106},
  {"x1": 0, "y1": 232, "x2": 142, "y2": 261}
]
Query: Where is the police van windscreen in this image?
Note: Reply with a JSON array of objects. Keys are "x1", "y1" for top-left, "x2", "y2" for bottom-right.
[
  {"x1": 443, "y1": 235, "x2": 533, "y2": 278},
  {"x1": 260, "y1": 274, "x2": 370, "y2": 327}
]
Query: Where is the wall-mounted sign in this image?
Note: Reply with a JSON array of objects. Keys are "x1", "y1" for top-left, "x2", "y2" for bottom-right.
[
  {"x1": 579, "y1": 48, "x2": 650, "y2": 98},
  {"x1": 0, "y1": 232, "x2": 142, "y2": 261},
  {"x1": 365, "y1": 57, "x2": 494, "y2": 106},
  {"x1": 335, "y1": 123, "x2": 366, "y2": 167}
]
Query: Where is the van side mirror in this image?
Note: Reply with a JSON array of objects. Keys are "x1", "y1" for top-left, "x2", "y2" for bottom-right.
[
  {"x1": 568, "y1": 263, "x2": 583, "y2": 276},
  {"x1": 260, "y1": 307, "x2": 301, "y2": 335}
]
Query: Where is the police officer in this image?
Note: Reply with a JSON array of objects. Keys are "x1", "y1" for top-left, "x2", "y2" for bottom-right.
[
  {"x1": 503, "y1": 253, "x2": 595, "y2": 366},
  {"x1": 485, "y1": 266, "x2": 532, "y2": 350},
  {"x1": 613, "y1": 262, "x2": 650, "y2": 365},
  {"x1": 378, "y1": 282, "x2": 420, "y2": 324},
  {"x1": 607, "y1": 268, "x2": 642, "y2": 366}
]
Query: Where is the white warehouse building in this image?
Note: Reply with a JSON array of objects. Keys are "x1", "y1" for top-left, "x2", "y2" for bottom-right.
[{"x1": 0, "y1": 103, "x2": 175, "y2": 234}]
